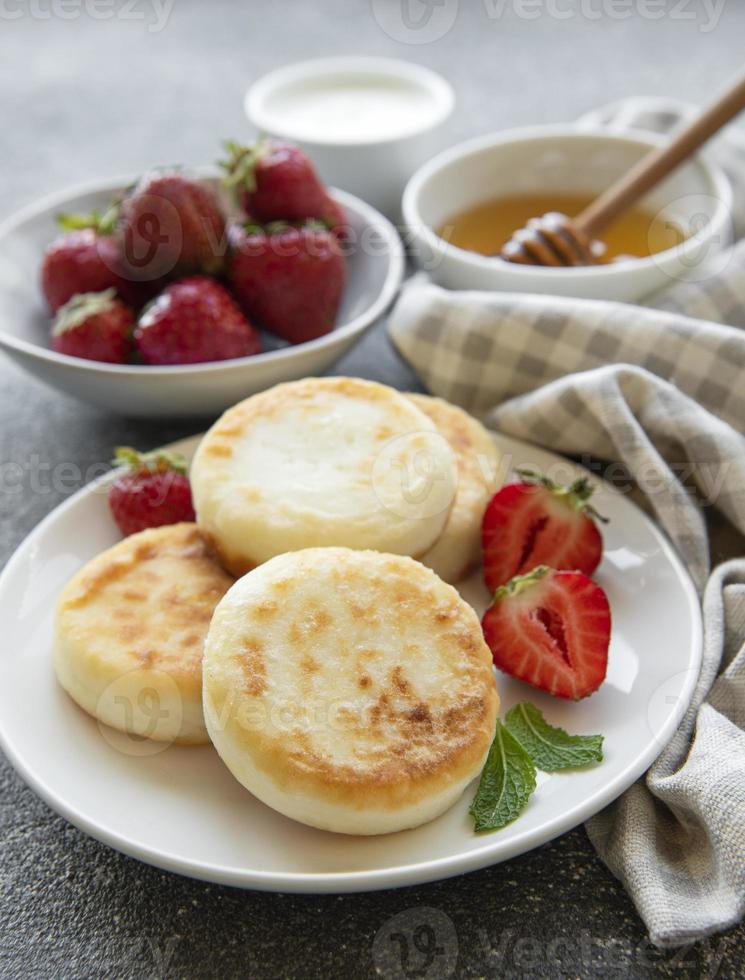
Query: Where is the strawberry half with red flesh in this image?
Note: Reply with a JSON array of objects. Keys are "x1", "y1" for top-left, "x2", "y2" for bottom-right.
[
  {"x1": 482, "y1": 566, "x2": 611, "y2": 700},
  {"x1": 226, "y1": 222, "x2": 346, "y2": 344},
  {"x1": 118, "y1": 171, "x2": 226, "y2": 284},
  {"x1": 52, "y1": 288, "x2": 134, "y2": 363},
  {"x1": 108, "y1": 447, "x2": 196, "y2": 537},
  {"x1": 221, "y1": 140, "x2": 344, "y2": 234},
  {"x1": 482, "y1": 470, "x2": 606, "y2": 592},
  {"x1": 134, "y1": 276, "x2": 261, "y2": 365}
]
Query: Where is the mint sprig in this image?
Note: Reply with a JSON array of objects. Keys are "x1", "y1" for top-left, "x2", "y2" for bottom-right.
[
  {"x1": 470, "y1": 704, "x2": 604, "y2": 833},
  {"x1": 505, "y1": 702, "x2": 604, "y2": 771},
  {"x1": 469, "y1": 721, "x2": 536, "y2": 832}
]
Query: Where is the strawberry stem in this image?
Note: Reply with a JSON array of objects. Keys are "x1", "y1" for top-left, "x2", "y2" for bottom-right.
[
  {"x1": 219, "y1": 139, "x2": 270, "y2": 196},
  {"x1": 492, "y1": 565, "x2": 551, "y2": 603},
  {"x1": 242, "y1": 218, "x2": 327, "y2": 235},
  {"x1": 52, "y1": 289, "x2": 119, "y2": 336},
  {"x1": 57, "y1": 203, "x2": 119, "y2": 236},
  {"x1": 516, "y1": 469, "x2": 608, "y2": 524},
  {"x1": 112, "y1": 446, "x2": 188, "y2": 475}
]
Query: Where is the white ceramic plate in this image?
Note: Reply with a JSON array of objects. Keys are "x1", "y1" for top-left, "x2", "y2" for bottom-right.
[
  {"x1": 0, "y1": 174, "x2": 404, "y2": 417},
  {"x1": 0, "y1": 434, "x2": 701, "y2": 893}
]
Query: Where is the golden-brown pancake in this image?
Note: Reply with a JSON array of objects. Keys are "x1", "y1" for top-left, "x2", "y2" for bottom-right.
[
  {"x1": 202, "y1": 547, "x2": 498, "y2": 834},
  {"x1": 55, "y1": 522, "x2": 234, "y2": 744},
  {"x1": 408, "y1": 394, "x2": 502, "y2": 583},
  {"x1": 190, "y1": 377, "x2": 457, "y2": 576}
]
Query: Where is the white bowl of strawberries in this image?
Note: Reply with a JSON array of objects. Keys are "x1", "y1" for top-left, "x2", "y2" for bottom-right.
[{"x1": 0, "y1": 141, "x2": 404, "y2": 417}]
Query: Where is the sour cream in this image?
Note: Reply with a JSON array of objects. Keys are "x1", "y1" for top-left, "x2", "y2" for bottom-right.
[
  {"x1": 255, "y1": 73, "x2": 448, "y2": 144},
  {"x1": 245, "y1": 57, "x2": 454, "y2": 214}
]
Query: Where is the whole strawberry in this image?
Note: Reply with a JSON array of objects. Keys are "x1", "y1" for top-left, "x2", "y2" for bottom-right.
[
  {"x1": 109, "y1": 446, "x2": 196, "y2": 537},
  {"x1": 134, "y1": 276, "x2": 261, "y2": 365},
  {"x1": 42, "y1": 216, "x2": 122, "y2": 312},
  {"x1": 226, "y1": 222, "x2": 346, "y2": 344},
  {"x1": 482, "y1": 566, "x2": 611, "y2": 701},
  {"x1": 221, "y1": 140, "x2": 343, "y2": 234},
  {"x1": 118, "y1": 171, "x2": 226, "y2": 284},
  {"x1": 41, "y1": 211, "x2": 163, "y2": 311},
  {"x1": 51, "y1": 288, "x2": 134, "y2": 363},
  {"x1": 482, "y1": 470, "x2": 606, "y2": 592}
]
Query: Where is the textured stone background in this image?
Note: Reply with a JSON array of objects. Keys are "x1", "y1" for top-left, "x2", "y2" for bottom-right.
[{"x1": 1, "y1": 1, "x2": 744, "y2": 976}]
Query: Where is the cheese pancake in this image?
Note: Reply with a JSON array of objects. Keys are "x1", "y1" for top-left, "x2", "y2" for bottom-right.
[
  {"x1": 408, "y1": 394, "x2": 502, "y2": 583},
  {"x1": 55, "y1": 523, "x2": 233, "y2": 744},
  {"x1": 202, "y1": 547, "x2": 498, "y2": 835},
  {"x1": 190, "y1": 377, "x2": 457, "y2": 576}
]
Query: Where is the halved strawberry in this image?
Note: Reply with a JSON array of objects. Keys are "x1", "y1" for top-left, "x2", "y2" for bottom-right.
[
  {"x1": 482, "y1": 470, "x2": 606, "y2": 592},
  {"x1": 482, "y1": 566, "x2": 611, "y2": 700}
]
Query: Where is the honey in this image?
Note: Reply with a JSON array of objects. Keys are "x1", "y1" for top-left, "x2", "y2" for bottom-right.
[{"x1": 438, "y1": 192, "x2": 685, "y2": 262}]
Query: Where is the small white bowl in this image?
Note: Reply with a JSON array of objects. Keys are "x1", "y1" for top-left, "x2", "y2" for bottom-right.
[
  {"x1": 0, "y1": 174, "x2": 404, "y2": 418},
  {"x1": 403, "y1": 125, "x2": 733, "y2": 303},
  {"x1": 245, "y1": 56, "x2": 455, "y2": 217}
]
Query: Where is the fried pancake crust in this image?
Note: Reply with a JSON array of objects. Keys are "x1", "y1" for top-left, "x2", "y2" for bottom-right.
[
  {"x1": 203, "y1": 547, "x2": 498, "y2": 834},
  {"x1": 409, "y1": 394, "x2": 502, "y2": 583},
  {"x1": 55, "y1": 522, "x2": 233, "y2": 744},
  {"x1": 191, "y1": 377, "x2": 457, "y2": 576}
]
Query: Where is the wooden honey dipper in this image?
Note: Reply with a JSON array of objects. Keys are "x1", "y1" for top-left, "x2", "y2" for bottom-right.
[{"x1": 501, "y1": 71, "x2": 745, "y2": 267}]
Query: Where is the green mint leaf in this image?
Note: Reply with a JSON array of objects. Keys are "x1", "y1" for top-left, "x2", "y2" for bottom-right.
[
  {"x1": 469, "y1": 721, "x2": 536, "y2": 832},
  {"x1": 505, "y1": 702, "x2": 603, "y2": 772}
]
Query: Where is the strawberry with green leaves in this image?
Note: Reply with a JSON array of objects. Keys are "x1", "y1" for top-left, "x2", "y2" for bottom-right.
[
  {"x1": 220, "y1": 139, "x2": 344, "y2": 234},
  {"x1": 226, "y1": 221, "x2": 346, "y2": 345},
  {"x1": 482, "y1": 469, "x2": 606, "y2": 592},
  {"x1": 41, "y1": 209, "x2": 122, "y2": 312},
  {"x1": 118, "y1": 171, "x2": 226, "y2": 284},
  {"x1": 481, "y1": 566, "x2": 611, "y2": 701},
  {"x1": 108, "y1": 447, "x2": 196, "y2": 537},
  {"x1": 42, "y1": 208, "x2": 163, "y2": 311},
  {"x1": 51, "y1": 288, "x2": 134, "y2": 363}
]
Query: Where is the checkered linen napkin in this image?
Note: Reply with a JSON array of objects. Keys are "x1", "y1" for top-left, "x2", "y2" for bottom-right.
[{"x1": 388, "y1": 99, "x2": 745, "y2": 947}]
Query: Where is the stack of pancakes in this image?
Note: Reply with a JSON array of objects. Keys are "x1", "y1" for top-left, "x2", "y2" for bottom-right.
[{"x1": 55, "y1": 377, "x2": 502, "y2": 835}]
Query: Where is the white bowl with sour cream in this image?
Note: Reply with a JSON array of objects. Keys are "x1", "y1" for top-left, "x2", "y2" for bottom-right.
[{"x1": 245, "y1": 57, "x2": 455, "y2": 217}]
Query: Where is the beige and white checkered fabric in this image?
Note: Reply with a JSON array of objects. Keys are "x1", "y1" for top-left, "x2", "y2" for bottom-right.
[{"x1": 388, "y1": 98, "x2": 745, "y2": 947}]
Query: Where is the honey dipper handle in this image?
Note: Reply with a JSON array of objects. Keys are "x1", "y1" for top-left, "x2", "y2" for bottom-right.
[{"x1": 575, "y1": 70, "x2": 745, "y2": 240}]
